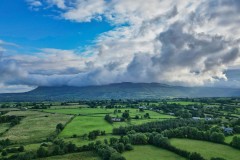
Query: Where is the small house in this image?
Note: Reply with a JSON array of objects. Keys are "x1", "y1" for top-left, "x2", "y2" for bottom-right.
[
  {"x1": 20, "y1": 107, "x2": 28, "y2": 111},
  {"x1": 192, "y1": 117, "x2": 201, "y2": 120},
  {"x1": 205, "y1": 117, "x2": 212, "y2": 121},
  {"x1": 112, "y1": 118, "x2": 122, "y2": 122},
  {"x1": 222, "y1": 127, "x2": 233, "y2": 134}
]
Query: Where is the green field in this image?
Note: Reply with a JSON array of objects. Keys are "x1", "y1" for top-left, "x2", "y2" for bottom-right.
[
  {"x1": 46, "y1": 107, "x2": 175, "y2": 138},
  {"x1": 44, "y1": 108, "x2": 175, "y2": 119},
  {"x1": 123, "y1": 145, "x2": 186, "y2": 160},
  {"x1": 170, "y1": 138, "x2": 240, "y2": 160},
  {"x1": 225, "y1": 134, "x2": 240, "y2": 144},
  {"x1": 1, "y1": 111, "x2": 72, "y2": 143},
  {"x1": 0, "y1": 123, "x2": 10, "y2": 134},
  {"x1": 59, "y1": 116, "x2": 116, "y2": 137},
  {"x1": 64, "y1": 135, "x2": 120, "y2": 147},
  {"x1": 108, "y1": 108, "x2": 175, "y2": 119},
  {"x1": 49, "y1": 105, "x2": 89, "y2": 109},
  {"x1": 44, "y1": 108, "x2": 111, "y2": 115},
  {"x1": 37, "y1": 152, "x2": 100, "y2": 160},
  {"x1": 166, "y1": 101, "x2": 201, "y2": 105}
]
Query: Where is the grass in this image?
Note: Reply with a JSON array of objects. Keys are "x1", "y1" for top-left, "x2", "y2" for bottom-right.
[
  {"x1": 167, "y1": 101, "x2": 201, "y2": 105},
  {"x1": 170, "y1": 138, "x2": 240, "y2": 160},
  {"x1": 59, "y1": 116, "x2": 116, "y2": 137},
  {"x1": 53, "y1": 108, "x2": 175, "y2": 138},
  {"x1": 24, "y1": 143, "x2": 44, "y2": 152},
  {"x1": 108, "y1": 108, "x2": 175, "y2": 119},
  {"x1": 0, "y1": 108, "x2": 19, "y2": 112},
  {"x1": 123, "y1": 145, "x2": 186, "y2": 160},
  {"x1": 37, "y1": 152, "x2": 100, "y2": 160},
  {"x1": 44, "y1": 108, "x2": 111, "y2": 115},
  {"x1": 1, "y1": 111, "x2": 72, "y2": 143},
  {"x1": 225, "y1": 134, "x2": 240, "y2": 144},
  {"x1": 0, "y1": 123, "x2": 10, "y2": 134},
  {"x1": 130, "y1": 119, "x2": 164, "y2": 125},
  {"x1": 64, "y1": 135, "x2": 120, "y2": 147},
  {"x1": 49, "y1": 105, "x2": 89, "y2": 109},
  {"x1": 44, "y1": 108, "x2": 175, "y2": 119}
]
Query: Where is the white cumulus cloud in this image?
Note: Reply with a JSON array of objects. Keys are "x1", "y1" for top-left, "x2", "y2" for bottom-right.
[{"x1": 4, "y1": 0, "x2": 240, "y2": 92}]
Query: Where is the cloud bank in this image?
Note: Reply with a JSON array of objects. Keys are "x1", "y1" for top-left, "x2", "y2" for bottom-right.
[{"x1": 1, "y1": 0, "x2": 240, "y2": 92}]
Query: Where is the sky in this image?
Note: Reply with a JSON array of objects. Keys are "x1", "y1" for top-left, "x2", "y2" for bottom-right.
[{"x1": 0, "y1": 0, "x2": 240, "y2": 93}]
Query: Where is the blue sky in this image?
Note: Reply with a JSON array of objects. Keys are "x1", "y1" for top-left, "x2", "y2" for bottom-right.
[
  {"x1": 0, "y1": 0, "x2": 240, "y2": 93},
  {"x1": 0, "y1": 0, "x2": 112, "y2": 51}
]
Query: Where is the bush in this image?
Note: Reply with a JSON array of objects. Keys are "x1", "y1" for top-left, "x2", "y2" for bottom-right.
[
  {"x1": 37, "y1": 147, "x2": 48, "y2": 158},
  {"x1": 18, "y1": 145, "x2": 24, "y2": 152},
  {"x1": 1, "y1": 150, "x2": 7, "y2": 156},
  {"x1": 233, "y1": 125, "x2": 240, "y2": 133},
  {"x1": 110, "y1": 153, "x2": 126, "y2": 160},
  {"x1": 56, "y1": 123, "x2": 64, "y2": 131},
  {"x1": 211, "y1": 158, "x2": 226, "y2": 160},
  {"x1": 189, "y1": 152, "x2": 205, "y2": 160},
  {"x1": 125, "y1": 144, "x2": 133, "y2": 151},
  {"x1": 231, "y1": 136, "x2": 240, "y2": 149}
]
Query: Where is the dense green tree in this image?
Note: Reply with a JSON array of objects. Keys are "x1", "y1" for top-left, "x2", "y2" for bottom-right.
[
  {"x1": 1, "y1": 150, "x2": 7, "y2": 156},
  {"x1": 144, "y1": 113, "x2": 150, "y2": 118},
  {"x1": 67, "y1": 142, "x2": 77, "y2": 152},
  {"x1": 110, "y1": 137, "x2": 119, "y2": 145},
  {"x1": 210, "y1": 132, "x2": 225, "y2": 143},
  {"x1": 231, "y1": 136, "x2": 240, "y2": 149},
  {"x1": 56, "y1": 123, "x2": 64, "y2": 131},
  {"x1": 52, "y1": 145, "x2": 61, "y2": 155},
  {"x1": 125, "y1": 143, "x2": 133, "y2": 151},
  {"x1": 233, "y1": 125, "x2": 240, "y2": 133},
  {"x1": 129, "y1": 133, "x2": 148, "y2": 145},
  {"x1": 115, "y1": 143, "x2": 125, "y2": 153},
  {"x1": 105, "y1": 114, "x2": 113, "y2": 124},
  {"x1": 189, "y1": 152, "x2": 205, "y2": 160},
  {"x1": 110, "y1": 153, "x2": 126, "y2": 160},
  {"x1": 119, "y1": 136, "x2": 129, "y2": 145},
  {"x1": 37, "y1": 147, "x2": 48, "y2": 158},
  {"x1": 122, "y1": 111, "x2": 130, "y2": 119},
  {"x1": 211, "y1": 158, "x2": 226, "y2": 160},
  {"x1": 18, "y1": 146, "x2": 24, "y2": 152}
]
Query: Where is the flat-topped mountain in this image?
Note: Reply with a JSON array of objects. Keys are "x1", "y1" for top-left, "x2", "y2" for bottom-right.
[{"x1": 0, "y1": 82, "x2": 240, "y2": 102}]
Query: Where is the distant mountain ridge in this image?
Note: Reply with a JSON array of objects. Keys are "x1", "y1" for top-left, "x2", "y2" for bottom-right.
[{"x1": 0, "y1": 82, "x2": 240, "y2": 102}]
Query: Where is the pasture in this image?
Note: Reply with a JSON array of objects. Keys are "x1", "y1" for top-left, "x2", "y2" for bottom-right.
[
  {"x1": 64, "y1": 135, "x2": 120, "y2": 147},
  {"x1": 56, "y1": 107, "x2": 175, "y2": 138},
  {"x1": 44, "y1": 108, "x2": 175, "y2": 119},
  {"x1": 170, "y1": 138, "x2": 240, "y2": 160},
  {"x1": 0, "y1": 123, "x2": 10, "y2": 134},
  {"x1": 59, "y1": 115, "x2": 129, "y2": 138},
  {"x1": 165, "y1": 101, "x2": 201, "y2": 105},
  {"x1": 59, "y1": 116, "x2": 115, "y2": 137},
  {"x1": 44, "y1": 108, "x2": 111, "y2": 115},
  {"x1": 1, "y1": 111, "x2": 72, "y2": 143},
  {"x1": 37, "y1": 152, "x2": 100, "y2": 160},
  {"x1": 108, "y1": 108, "x2": 175, "y2": 119},
  {"x1": 123, "y1": 145, "x2": 186, "y2": 160},
  {"x1": 225, "y1": 134, "x2": 240, "y2": 144}
]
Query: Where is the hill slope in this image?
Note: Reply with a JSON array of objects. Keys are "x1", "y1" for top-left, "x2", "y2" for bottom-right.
[{"x1": 0, "y1": 82, "x2": 240, "y2": 101}]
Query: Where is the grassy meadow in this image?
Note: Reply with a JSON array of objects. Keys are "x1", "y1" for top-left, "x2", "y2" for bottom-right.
[
  {"x1": 59, "y1": 116, "x2": 115, "y2": 137},
  {"x1": 1, "y1": 111, "x2": 72, "y2": 143},
  {"x1": 37, "y1": 152, "x2": 100, "y2": 160},
  {"x1": 225, "y1": 134, "x2": 240, "y2": 144},
  {"x1": 123, "y1": 145, "x2": 186, "y2": 160},
  {"x1": 44, "y1": 108, "x2": 111, "y2": 115},
  {"x1": 64, "y1": 135, "x2": 120, "y2": 147},
  {"x1": 49, "y1": 107, "x2": 175, "y2": 138},
  {"x1": 0, "y1": 123, "x2": 10, "y2": 134},
  {"x1": 170, "y1": 138, "x2": 240, "y2": 160}
]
